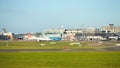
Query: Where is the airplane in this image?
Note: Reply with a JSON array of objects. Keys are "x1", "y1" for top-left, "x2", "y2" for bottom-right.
[
  {"x1": 25, "y1": 33, "x2": 51, "y2": 41},
  {"x1": 36, "y1": 36, "x2": 51, "y2": 42}
]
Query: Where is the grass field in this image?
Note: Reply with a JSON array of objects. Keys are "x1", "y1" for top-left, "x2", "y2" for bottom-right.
[
  {"x1": 0, "y1": 41, "x2": 115, "y2": 50},
  {"x1": 0, "y1": 41, "x2": 120, "y2": 68},
  {"x1": 0, "y1": 52, "x2": 120, "y2": 68}
]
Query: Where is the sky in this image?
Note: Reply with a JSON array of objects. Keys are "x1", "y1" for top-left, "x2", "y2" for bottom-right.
[{"x1": 0, "y1": 0, "x2": 120, "y2": 33}]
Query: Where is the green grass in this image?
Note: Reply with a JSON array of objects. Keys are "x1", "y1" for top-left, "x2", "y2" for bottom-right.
[
  {"x1": 0, "y1": 41, "x2": 70, "y2": 49},
  {"x1": 0, "y1": 52, "x2": 120, "y2": 68},
  {"x1": 0, "y1": 41, "x2": 120, "y2": 68},
  {"x1": 0, "y1": 41, "x2": 113, "y2": 50}
]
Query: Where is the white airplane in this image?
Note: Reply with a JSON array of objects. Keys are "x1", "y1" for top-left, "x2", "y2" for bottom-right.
[
  {"x1": 25, "y1": 33, "x2": 51, "y2": 41},
  {"x1": 36, "y1": 36, "x2": 51, "y2": 42}
]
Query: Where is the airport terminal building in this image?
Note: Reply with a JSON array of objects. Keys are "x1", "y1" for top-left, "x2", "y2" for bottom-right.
[{"x1": 101, "y1": 24, "x2": 120, "y2": 33}]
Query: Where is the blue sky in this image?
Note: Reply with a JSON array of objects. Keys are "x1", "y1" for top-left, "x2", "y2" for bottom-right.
[{"x1": 0, "y1": 0, "x2": 120, "y2": 33}]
